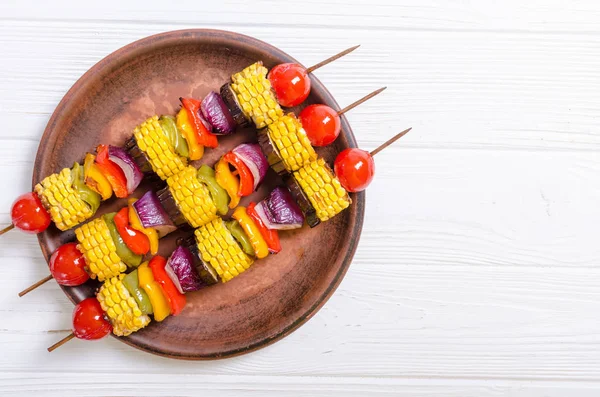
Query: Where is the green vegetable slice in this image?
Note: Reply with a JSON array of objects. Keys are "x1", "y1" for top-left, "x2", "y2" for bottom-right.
[
  {"x1": 122, "y1": 270, "x2": 154, "y2": 315},
  {"x1": 225, "y1": 220, "x2": 255, "y2": 257},
  {"x1": 102, "y1": 212, "x2": 143, "y2": 268},
  {"x1": 70, "y1": 162, "x2": 101, "y2": 214},
  {"x1": 159, "y1": 115, "x2": 189, "y2": 158},
  {"x1": 197, "y1": 165, "x2": 230, "y2": 216}
]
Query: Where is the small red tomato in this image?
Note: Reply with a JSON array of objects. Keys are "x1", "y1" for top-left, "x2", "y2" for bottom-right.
[
  {"x1": 10, "y1": 192, "x2": 51, "y2": 234},
  {"x1": 299, "y1": 104, "x2": 341, "y2": 146},
  {"x1": 49, "y1": 243, "x2": 89, "y2": 286},
  {"x1": 268, "y1": 63, "x2": 311, "y2": 107},
  {"x1": 334, "y1": 148, "x2": 375, "y2": 192},
  {"x1": 72, "y1": 298, "x2": 112, "y2": 340}
]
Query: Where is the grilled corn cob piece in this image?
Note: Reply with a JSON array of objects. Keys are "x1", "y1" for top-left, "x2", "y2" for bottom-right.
[
  {"x1": 267, "y1": 114, "x2": 317, "y2": 172},
  {"x1": 293, "y1": 158, "x2": 351, "y2": 222},
  {"x1": 133, "y1": 115, "x2": 187, "y2": 180},
  {"x1": 166, "y1": 166, "x2": 218, "y2": 228},
  {"x1": 231, "y1": 62, "x2": 283, "y2": 129},
  {"x1": 75, "y1": 218, "x2": 127, "y2": 281},
  {"x1": 34, "y1": 168, "x2": 94, "y2": 231},
  {"x1": 97, "y1": 274, "x2": 151, "y2": 336},
  {"x1": 195, "y1": 219, "x2": 253, "y2": 282}
]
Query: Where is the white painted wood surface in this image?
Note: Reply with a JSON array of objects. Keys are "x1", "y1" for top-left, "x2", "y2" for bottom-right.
[{"x1": 1, "y1": 0, "x2": 600, "y2": 395}]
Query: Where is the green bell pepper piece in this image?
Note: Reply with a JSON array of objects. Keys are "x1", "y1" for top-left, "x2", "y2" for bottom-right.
[
  {"x1": 225, "y1": 220, "x2": 255, "y2": 257},
  {"x1": 102, "y1": 212, "x2": 142, "y2": 268},
  {"x1": 71, "y1": 162, "x2": 100, "y2": 214},
  {"x1": 122, "y1": 269, "x2": 153, "y2": 315},
  {"x1": 159, "y1": 115, "x2": 189, "y2": 158},
  {"x1": 197, "y1": 165, "x2": 230, "y2": 216}
]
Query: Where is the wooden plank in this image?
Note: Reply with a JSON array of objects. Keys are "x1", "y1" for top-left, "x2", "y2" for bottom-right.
[
  {"x1": 2, "y1": 0, "x2": 600, "y2": 33},
  {"x1": 3, "y1": 373, "x2": 600, "y2": 396}
]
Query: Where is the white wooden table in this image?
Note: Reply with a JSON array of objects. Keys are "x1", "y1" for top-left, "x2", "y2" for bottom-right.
[{"x1": 2, "y1": 1, "x2": 600, "y2": 395}]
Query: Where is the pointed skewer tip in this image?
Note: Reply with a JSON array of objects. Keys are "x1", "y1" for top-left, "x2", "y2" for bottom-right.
[
  {"x1": 337, "y1": 86, "x2": 387, "y2": 116},
  {"x1": 370, "y1": 127, "x2": 412, "y2": 157},
  {"x1": 0, "y1": 224, "x2": 15, "y2": 236},
  {"x1": 47, "y1": 333, "x2": 75, "y2": 352},
  {"x1": 305, "y1": 45, "x2": 361, "y2": 74},
  {"x1": 18, "y1": 274, "x2": 54, "y2": 297}
]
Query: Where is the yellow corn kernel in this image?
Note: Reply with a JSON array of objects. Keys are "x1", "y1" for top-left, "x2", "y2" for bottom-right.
[
  {"x1": 133, "y1": 115, "x2": 187, "y2": 180},
  {"x1": 74, "y1": 218, "x2": 127, "y2": 281},
  {"x1": 267, "y1": 114, "x2": 317, "y2": 172},
  {"x1": 293, "y1": 158, "x2": 351, "y2": 222},
  {"x1": 166, "y1": 166, "x2": 218, "y2": 228},
  {"x1": 194, "y1": 219, "x2": 253, "y2": 282},
  {"x1": 97, "y1": 274, "x2": 151, "y2": 336},
  {"x1": 231, "y1": 62, "x2": 283, "y2": 129},
  {"x1": 34, "y1": 168, "x2": 94, "y2": 231}
]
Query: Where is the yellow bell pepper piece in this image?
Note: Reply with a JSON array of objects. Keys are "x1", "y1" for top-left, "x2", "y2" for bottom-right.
[
  {"x1": 138, "y1": 261, "x2": 170, "y2": 322},
  {"x1": 176, "y1": 108, "x2": 204, "y2": 161},
  {"x1": 128, "y1": 198, "x2": 159, "y2": 255},
  {"x1": 215, "y1": 158, "x2": 240, "y2": 209},
  {"x1": 232, "y1": 207, "x2": 269, "y2": 259},
  {"x1": 83, "y1": 153, "x2": 113, "y2": 200}
]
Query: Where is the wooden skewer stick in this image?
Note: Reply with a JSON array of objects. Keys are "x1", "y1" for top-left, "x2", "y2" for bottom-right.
[
  {"x1": 370, "y1": 127, "x2": 412, "y2": 157},
  {"x1": 338, "y1": 87, "x2": 387, "y2": 116},
  {"x1": 0, "y1": 224, "x2": 14, "y2": 236},
  {"x1": 19, "y1": 274, "x2": 53, "y2": 297},
  {"x1": 306, "y1": 45, "x2": 360, "y2": 74},
  {"x1": 48, "y1": 333, "x2": 75, "y2": 352}
]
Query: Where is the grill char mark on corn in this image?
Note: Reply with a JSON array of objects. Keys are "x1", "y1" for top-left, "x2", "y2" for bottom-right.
[
  {"x1": 97, "y1": 274, "x2": 151, "y2": 336},
  {"x1": 267, "y1": 114, "x2": 317, "y2": 172},
  {"x1": 34, "y1": 168, "x2": 94, "y2": 231},
  {"x1": 231, "y1": 62, "x2": 283, "y2": 129},
  {"x1": 166, "y1": 166, "x2": 218, "y2": 228},
  {"x1": 293, "y1": 158, "x2": 351, "y2": 222},
  {"x1": 74, "y1": 218, "x2": 127, "y2": 281},
  {"x1": 194, "y1": 219, "x2": 253, "y2": 282},
  {"x1": 133, "y1": 115, "x2": 187, "y2": 180}
]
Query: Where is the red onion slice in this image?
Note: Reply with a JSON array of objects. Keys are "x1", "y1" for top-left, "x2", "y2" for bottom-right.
[
  {"x1": 255, "y1": 201, "x2": 279, "y2": 230},
  {"x1": 166, "y1": 246, "x2": 204, "y2": 292},
  {"x1": 257, "y1": 187, "x2": 304, "y2": 230},
  {"x1": 201, "y1": 91, "x2": 236, "y2": 135},
  {"x1": 133, "y1": 191, "x2": 176, "y2": 238},
  {"x1": 233, "y1": 143, "x2": 269, "y2": 189},
  {"x1": 108, "y1": 145, "x2": 143, "y2": 194},
  {"x1": 165, "y1": 261, "x2": 184, "y2": 294}
]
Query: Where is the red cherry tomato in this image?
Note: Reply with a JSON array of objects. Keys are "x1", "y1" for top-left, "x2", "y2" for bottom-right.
[
  {"x1": 334, "y1": 148, "x2": 375, "y2": 192},
  {"x1": 268, "y1": 63, "x2": 311, "y2": 107},
  {"x1": 298, "y1": 104, "x2": 341, "y2": 146},
  {"x1": 72, "y1": 298, "x2": 112, "y2": 340},
  {"x1": 10, "y1": 192, "x2": 51, "y2": 234},
  {"x1": 49, "y1": 243, "x2": 89, "y2": 286}
]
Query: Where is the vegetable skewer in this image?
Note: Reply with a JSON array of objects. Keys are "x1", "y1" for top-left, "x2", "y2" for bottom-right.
[
  {"x1": 3, "y1": 46, "x2": 360, "y2": 237},
  {"x1": 47, "y1": 127, "x2": 412, "y2": 351}
]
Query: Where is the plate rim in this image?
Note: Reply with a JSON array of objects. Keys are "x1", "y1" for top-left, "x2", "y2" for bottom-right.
[{"x1": 33, "y1": 28, "x2": 365, "y2": 360}]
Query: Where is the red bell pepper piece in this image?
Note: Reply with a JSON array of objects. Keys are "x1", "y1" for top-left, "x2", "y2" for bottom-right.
[
  {"x1": 247, "y1": 202, "x2": 281, "y2": 254},
  {"x1": 180, "y1": 97, "x2": 218, "y2": 148},
  {"x1": 95, "y1": 145, "x2": 128, "y2": 198},
  {"x1": 113, "y1": 207, "x2": 150, "y2": 255},
  {"x1": 223, "y1": 152, "x2": 254, "y2": 197},
  {"x1": 148, "y1": 255, "x2": 186, "y2": 316}
]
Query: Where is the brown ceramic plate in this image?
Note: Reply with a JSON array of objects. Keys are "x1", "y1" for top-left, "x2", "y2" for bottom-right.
[{"x1": 34, "y1": 29, "x2": 364, "y2": 360}]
